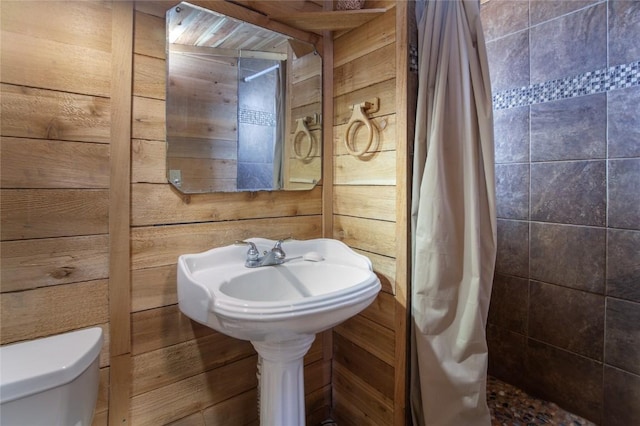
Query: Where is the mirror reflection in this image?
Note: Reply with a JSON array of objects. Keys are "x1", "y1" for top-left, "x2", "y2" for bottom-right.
[{"x1": 166, "y1": 2, "x2": 322, "y2": 193}]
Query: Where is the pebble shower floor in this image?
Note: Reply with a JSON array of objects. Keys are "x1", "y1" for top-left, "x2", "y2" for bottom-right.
[
  {"x1": 488, "y1": 376, "x2": 595, "y2": 426},
  {"x1": 320, "y1": 375, "x2": 595, "y2": 425}
]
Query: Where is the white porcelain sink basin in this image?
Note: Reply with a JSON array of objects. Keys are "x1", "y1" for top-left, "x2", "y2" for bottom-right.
[
  {"x1": 177, "y1": 238, "x2": 381, "y2": 426},
  {"x1": 177, "y1": 237, "x2": 381, "y2": 342}
]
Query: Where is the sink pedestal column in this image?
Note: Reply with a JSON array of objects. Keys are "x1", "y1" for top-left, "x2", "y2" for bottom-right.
[{"x1": 251, "y1": 335, "x2": 316, "y2": 426}]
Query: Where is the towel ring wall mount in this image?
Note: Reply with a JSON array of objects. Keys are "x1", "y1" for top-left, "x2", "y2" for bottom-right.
[{"x1": 344, "y1": 98, "x2": 379, "y2": 157}]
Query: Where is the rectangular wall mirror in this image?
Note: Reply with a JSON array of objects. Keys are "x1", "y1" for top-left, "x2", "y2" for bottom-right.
[{"x1": 166, "y1": 2, "x2": 322, "y2": 193}]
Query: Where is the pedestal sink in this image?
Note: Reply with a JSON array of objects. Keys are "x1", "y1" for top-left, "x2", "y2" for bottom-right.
[{"x1": 177, "y1": 238, "x2": 381, "y2": 426}]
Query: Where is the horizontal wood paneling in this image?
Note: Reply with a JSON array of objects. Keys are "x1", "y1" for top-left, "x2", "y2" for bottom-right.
[
  {"x1": 333, "y1": 332, "x2": 394, "y2": 399},
  {"x1": 333, "y1": 9, "x2": 396, "y2": 68},
  {"x1": 333, "y1": 215, "x2": 396, "y2": 257},
  {"x1": 334, "y1": 314, "x2": 395, "y2": 366},
  {"x1": 134, "y1": 10, "x2": 167, "y2": 58},
  {"x1": 132, "y1": 264, "x2": 177, "y2": 312},
  {"x1": 333, "y1": 185, "x2": 396, "y2": 221},
  {"x1": 201, "y1": 389, "x2": 258, "y2": 426},
  {"x1": 1, "y1": 138, "x2": 110, "y2": 189},
  {"x1": 334, "y1": 150, "x2": 396, "y2": 185},
  {"x1": 132, "y1": 305, "x2": 215, "y2": 355},
  {"x1": 0, "y1": 1, "x2": 112, "y2": 53},
  {"x1": 333, "y1": 42, "x2": 396, "y2": 97},
  {"x1": 130, "y1": 355, "x2": 258, "y2": 425},
  {"x1": 333, "y1": 78, "x2": 396, "y2": 125},
  {"x1": 333, "y1": 361, "x2": 394, "y2": 425},
  {"x1": 0, "y1": 280, "x2": 108, "y2": 344},
  {"x1": 360, "y1": 289, "x2": 396, "y2": 331},
  {"x1": 0, "y1": 30, "x2": 111, "y2": 98},
  {"x1": 132, "y1": 139, "x2": 167, "y2": 183},
  {"x1": 134, "y1": 53, "x2": 166, "y2": 99},
  {"x1": 1, "y1": 235, "x2": 109, "y2": 293},
  {"x1": 131, "y1": 216, "x2": 322, "y2": 270},
  {"x1": 354, "y1": 249, "x2": 395, "y2": 294},
  {"x1": 0, "y1": 83, "x2": 111, "y2": 143},
  {"x1": 132, "y1": 95, "x2": 166, "y2": 141},
  {"x1": 1, "y1": 189, "x2": 108, "y2": 240},
  {"x1": 132, "y1": 183, "x2": 322, "y2": 226},
  {"x1": 131, "y1": 333, "x2": 255, "y2": 396}
]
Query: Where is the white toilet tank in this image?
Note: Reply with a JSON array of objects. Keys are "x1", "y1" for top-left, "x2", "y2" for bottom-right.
[{"x1": 0, "y1": 327, "x2": 103, "y2": 426}]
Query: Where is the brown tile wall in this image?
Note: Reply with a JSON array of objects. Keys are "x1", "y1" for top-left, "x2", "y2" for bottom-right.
[{"x1": 481, "y1": 1, "x2": 640, "y2": 424}]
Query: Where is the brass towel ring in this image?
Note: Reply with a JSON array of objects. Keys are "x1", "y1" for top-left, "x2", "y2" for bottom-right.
[
  {"x1": 344, "y1": 102, "x2": 374, "y2": 157},
  {"x1": 292, "y1": 118, "x2": 314, "y2": 160}
]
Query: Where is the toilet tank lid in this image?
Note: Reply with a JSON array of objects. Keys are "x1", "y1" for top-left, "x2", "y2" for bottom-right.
[{"x1": 0, "y1": 327, "x2": 103, "y2": 404}]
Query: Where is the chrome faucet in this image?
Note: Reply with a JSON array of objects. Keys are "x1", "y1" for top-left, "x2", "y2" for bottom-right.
[{"x1": 236, "y1": 239, "x2": 289, "y2": 268}]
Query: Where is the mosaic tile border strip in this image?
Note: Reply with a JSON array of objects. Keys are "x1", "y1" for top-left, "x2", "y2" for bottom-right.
[
  {"x1": 239, "y1": 108, "x2": 276, "y2": 127},
  {"x1": 493, "y1": 60, "x2": 640, "y2": 110}
]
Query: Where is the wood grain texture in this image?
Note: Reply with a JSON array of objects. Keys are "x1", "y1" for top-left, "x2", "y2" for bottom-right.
[
  {"x1": 333, "y1": 114, "x2": 397, "y2": 156},
  {"x1": 333, "y1": 185, "x2": 396, "y2": 221},
  {"x1": 131, "y1": 333, "x2": 255, "y2": 395},
  {"x1": 201, "y1": 389, "x2": 258, "y2": 426},
  {"x1": 131, "y1": 184, "x2": 318, "y2": 226},
  {"x1": 132, "y1": 96, "x2": 166, "y2": 141},
  {"x1": 0, "y1": 138, "x2": 109, "y2": 189},
  {"x1": 0, "y1": 189, "x2": 109, "y2": 241},
  {"x1": 333, "y1": 215, "x2": 396, "y2": 257},
  {"x1": 333, "y1": 332, "x2": 395, "y2": 399},
  {"x1": 131, "y1": 264, "x2": 177, "y2": 312},
  {"x1": 394, "y1": 3, "x2": 414, "y2": 423},
  {"x1": 109, "y1": 353, "x2": 132, "y2": 426},
  {"x1": 1, "y1": 235, "x2": 109, "y2": 293},
  {"x1": 110, "y1": 0, "x2": 134, "y2": 359},
  {"x1": 130, "y1": 355, "x2": 258, "y2": 425},
  {"x1": 133, "y1": 53, "x2": 166, "y2": 99},
  {"x1": 334, "y1": 313, "x2": 395, "y2": 366},
  {"x1": 334, "y1": 150, "x2": 396, "y2": 185},
  {"x1": 0, "y1": 83, "x2": 111, "y2": 143},
  {"x1": 132, "y1": 139, "x2": 167, "y2": 183},
  {"x1": 333, "y1": 78, "x2": 396, "y2": 125},
  {"x1": 333, "y1": 361, "x2": 394, "y2": 425},
  {"x1": 134, "y1": 9, "x2": 167, "y2": 58},
  {"x1": 354, "y1": 248, "x2": 396, "y2": 295},
  {"x1": 0, "y1": 280, "x2": 108, "y2": 344},
  {"x1": 131, "y1": 216, "x2": 322, "y2": 270},
  {"x1": 333, "y1": 42, "x2": 396, "y2": 97}
]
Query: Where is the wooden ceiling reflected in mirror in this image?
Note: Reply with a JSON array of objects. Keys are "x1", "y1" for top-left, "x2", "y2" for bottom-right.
[{"x1": 166, "y1": 2, "x2": 322, "y2": 193}]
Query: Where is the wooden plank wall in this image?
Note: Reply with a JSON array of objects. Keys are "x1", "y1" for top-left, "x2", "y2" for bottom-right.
[
  {"x1": 330, "y1": 4, "x2": 411, "y2": 425},
  {"x1": 0, "y1": 2, "x2": 113, "y2": 424},
  {"x1": 1, "y1": 1, "x2": 328, "y2": 425},
  {"x1": 166, "y1": 46, "x2": 239, "y2": 192},
  {"x1": 130, "y1": 2, "x2": 328, "y2": 425}
]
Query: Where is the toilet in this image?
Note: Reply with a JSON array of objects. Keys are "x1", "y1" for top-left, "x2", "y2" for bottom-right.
[{"x1": 0, "y1": 327, "x2": 103, "y2": 426}]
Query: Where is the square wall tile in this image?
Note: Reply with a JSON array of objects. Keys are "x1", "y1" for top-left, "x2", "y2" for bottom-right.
[
  {"x1": 530, "y1": 93, "x2": 606, "y2": 162},
  {"x1": 605, "y1": 297, "x2": 640, "y2": 375},
  {"x1": 487, "y1": 30, "x2": 530, "y2": 92},
  {"x1": 489, "y1": 274, "x2": 528, "y2": 333},
  {"x1": 531, "y1": 161, "x2": 606, "y2": 226},
  {"x1": 609, "y1": 159, "x2": 640, "y2": 230},
  {"x1": 525, "y1": 339, "x2": 603, "y2": 424},
  {"x1": 496, "y1": 219, "x2": 529, "y2": 277},
  {"x1": 530, "y1": 0, "x2": 599, "y2": 26},
  {"x1": 607, "y1": 229, "x2": 640, "y2": 303},
  {"x1": 495, "y1": 163, "x2": 529, "y2": 220},
  {"x1": 609, "y1": 0, "x2": 640, "y2": 67},
  {"x1": 530, "y1": 222, "x2": 605, "y2": 294},
  {"x1": 529, "y1": 281, "x2": 604, "y2": 360},
  {"x1": 487, "y1": 325, "x2": 527, "y2": 389},
  {"x1": 608, "y1": 86, "x2": 640, "y2": 159},
  {"x1": 481, "y1": 0, "x2": 529, "y2": 42},
  {"x1": 530, "y1": 3, "x2": 606, "y2": 83},
  {"x1": 604, "y1": 366, "x2": 640, "y2": 426},
  {"x1": 494, "y1": 106, "x2": 530, "y2": 164}
]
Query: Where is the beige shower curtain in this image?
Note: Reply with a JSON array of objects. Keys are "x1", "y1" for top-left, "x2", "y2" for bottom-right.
[{"x1": 410, "y1": 0, "x2": 496, "y2": 425}]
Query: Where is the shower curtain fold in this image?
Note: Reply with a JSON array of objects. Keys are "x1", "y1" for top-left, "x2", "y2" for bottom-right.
[{"x1": 410, "y1": 1, "x2": 496, "y2": 425}]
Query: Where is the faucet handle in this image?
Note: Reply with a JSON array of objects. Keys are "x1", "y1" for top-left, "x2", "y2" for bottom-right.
[
  {"x1": 235, "y1": 240, "x2": 259, "y2": 261},
  {"x1": 272, "y1": 237, "x2": 291, "y2": 259}
]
